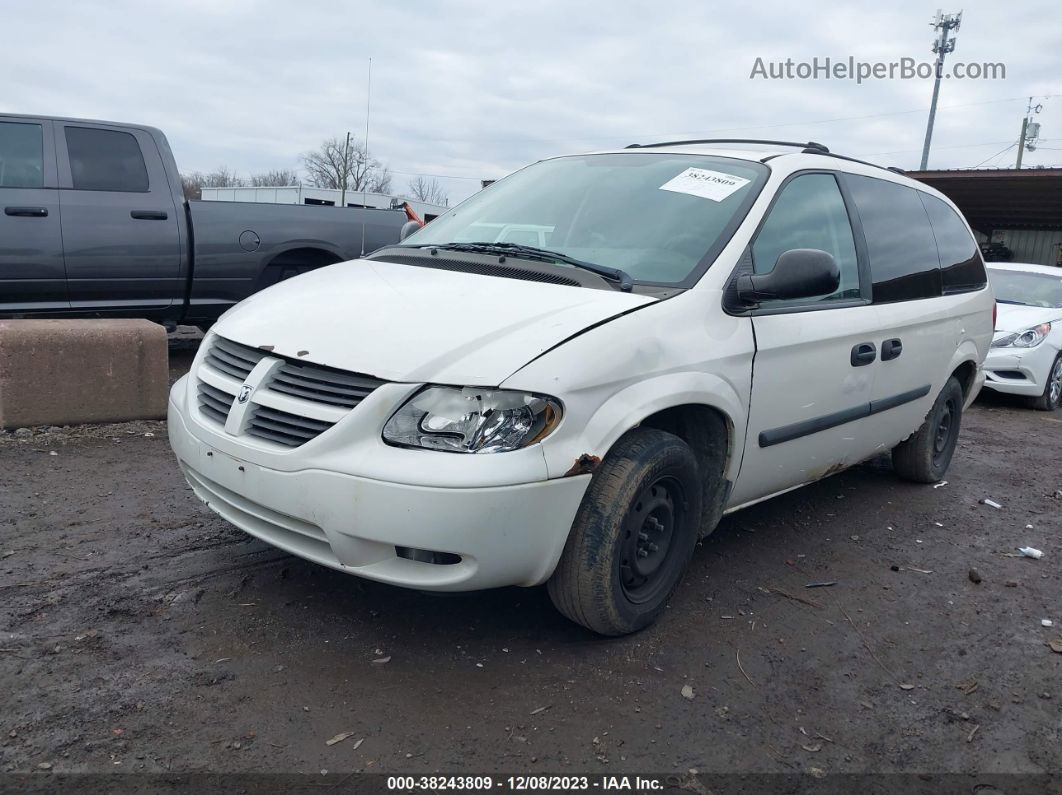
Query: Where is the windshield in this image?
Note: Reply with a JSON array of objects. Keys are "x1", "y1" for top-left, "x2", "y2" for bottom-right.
[
  {"x1": 404, "y1": 153, "x2": 768, "y2": 285},
  {"x1": 988, "y1": 268, "x2": 1062, "y2": 308}
]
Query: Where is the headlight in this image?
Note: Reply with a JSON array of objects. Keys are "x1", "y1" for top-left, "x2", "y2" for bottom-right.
[
  {"x1": 382, "y1": 386, "x2": 562, "y2": 453},
  {"x1": 991, "y1": 323, "x2": 1051, "y2": 348}
]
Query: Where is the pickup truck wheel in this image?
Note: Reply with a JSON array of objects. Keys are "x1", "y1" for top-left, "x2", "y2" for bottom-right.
[
  {"x1": 892, "y1": 376, "x2": 964, "y2": 483},
  {"x1": 1027, "y1": 353, "x2": 1062, "y2": 411},
  {"x1": 547, "y1": 428, "x2": 702, "y2": 636}
]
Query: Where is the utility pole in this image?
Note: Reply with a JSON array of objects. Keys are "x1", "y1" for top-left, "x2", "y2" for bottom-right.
[
  {"x1": 919, "y1": 9, "x2": 963, "y2": 170},
  {"x1": 360, "y1": 57, "x2": 372, "y2": 256},
  {"x1": 1015, "y1": 96, "x2": 1043, "y2": 169},
  {"x1": 339, "y1": 130, "x2": 351, "y2": 207}
]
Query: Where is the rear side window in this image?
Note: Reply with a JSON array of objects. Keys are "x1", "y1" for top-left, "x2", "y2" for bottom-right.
[
  {"x1": 919, "y1": 193, "x2": 987, "y2": 293},
  {"x1": 65, "y1": 127, "x2": 149, "y2": 192},
  {"x1": 846, "y1": 174, "x2": 941, "y2": 303},
  {"x1": 0, "y1": 121, "x2": 44, "y2": 188},
  {"x1": 751, "y1": 173, "x2": 860, "y2": 301}
]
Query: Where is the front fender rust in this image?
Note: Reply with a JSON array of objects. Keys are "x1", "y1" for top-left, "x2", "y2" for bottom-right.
[{"x1": 563, "y1": 453, "x2": 601, "y2": 477}]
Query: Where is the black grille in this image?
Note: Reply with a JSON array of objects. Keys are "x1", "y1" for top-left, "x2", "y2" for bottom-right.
[
  {"x1": 246, "y1": 405, "x2": 336, "y2": 448},
  {"x1": 197, "y1": 382, "x2": 235, "y2": 425},
  {"x1": 373, "y1": 254, "x2": 582, "y2": 287}
]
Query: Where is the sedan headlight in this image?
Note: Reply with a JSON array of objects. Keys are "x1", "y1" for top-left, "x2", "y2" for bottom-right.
[
  {"x1": 991, "y1": 323, "x2": 1052, "y2": 348},
  {"x1": 382, "y1": 386, "x2": 562, "y2": 453}
]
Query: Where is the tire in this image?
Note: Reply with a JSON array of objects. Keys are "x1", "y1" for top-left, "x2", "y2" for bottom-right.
[
  {"x1": 892, "y1": 376, "x2": 964, "y2": 483},
  {"x1": 547, "y1": 428, "x2": 703, "y2": 636},
  {"x1": 1027, "y1": 352, "x2": 1062, "y2": 411}
]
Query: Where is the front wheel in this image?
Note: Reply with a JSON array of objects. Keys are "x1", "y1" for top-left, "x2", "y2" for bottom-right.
[
  {"x1": 1028, "y1": 352, "x2": 1062, "y2": 411},
  {"x1": 547, "y1": 428, "x2": 702, "y2": 636},
  {"x1": 892, "y1": 377, "x2": 964, "y2": 483}
]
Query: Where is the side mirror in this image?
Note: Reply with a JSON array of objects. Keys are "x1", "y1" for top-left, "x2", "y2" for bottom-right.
[
  {"x1": 736, "y1": 248, "x2": 840, "y2": 304},
  {"x1": 400, "y1": 220, "x2": 422, "y2": 241}
]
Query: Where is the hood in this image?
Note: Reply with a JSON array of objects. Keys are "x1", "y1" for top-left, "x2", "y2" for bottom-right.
[
  {"x1": 213, "y1": 258, "x2": 654, "y2": 385},
  {"x1": 995, "y1": 303, "x2": 1062, "y2": 333}
]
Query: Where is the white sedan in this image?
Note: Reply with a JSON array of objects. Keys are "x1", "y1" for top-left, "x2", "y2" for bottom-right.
[{"x1": 984, "y1": 262, "x2": 1062, "y2": 410}]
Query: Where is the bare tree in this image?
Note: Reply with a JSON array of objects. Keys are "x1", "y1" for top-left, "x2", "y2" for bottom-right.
[
  {"x1": 249, "y1": 169, "x2": 299, "y2": 187},
  {"x1": 180, "y1": 168, "x2": 243, "y2": 199},
  {"x1": 406, "y1": 176, "x2": 448, "y2": 206},
  {"x1": 301, "y1": 136, "x2": 390, "y2": 195}
]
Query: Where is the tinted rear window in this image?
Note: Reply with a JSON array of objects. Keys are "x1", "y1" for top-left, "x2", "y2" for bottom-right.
[
  {"x1": 0, "y1": 121, "x2": 44, "y2": 188},
  {"x1": 919, "y1": 193, "x2": 986, "y2": 293},
  {"x1": 846, "y1": 174, "x2": 941, "y2": 303},
  {"x1": 65, "y1": 127, "x2": 149, "y2": 192}
]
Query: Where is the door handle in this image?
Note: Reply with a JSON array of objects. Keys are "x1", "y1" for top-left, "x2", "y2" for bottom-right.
[
  {"x1": 881, "y1": 338, "x2": 903, "y2": 361},
  {"x1": 850, "y1": 342, "x2": 877, "y2": 367},
  {"x1": 130, "y1": 210, "x2": 168, "y2": 220},
  {"x1": 5, "y1": 206, "x2": 48, "y2": 217}
]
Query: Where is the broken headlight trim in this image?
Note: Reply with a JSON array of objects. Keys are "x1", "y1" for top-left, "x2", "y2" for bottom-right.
[
  {"x1": 382, "y1": 386, "x2": 562, "y2": 454},
  {"x1": 991, "y1": 322, "x2": 1051, "y2": 349}
]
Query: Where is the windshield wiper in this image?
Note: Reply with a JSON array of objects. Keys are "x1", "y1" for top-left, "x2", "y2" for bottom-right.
[{"x1": 421, "y1": 242, "x2": 634, "y2": 292}]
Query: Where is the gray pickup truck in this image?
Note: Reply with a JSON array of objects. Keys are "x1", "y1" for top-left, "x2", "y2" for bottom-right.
[{"x1": 0, "y1": 114, "x2": 406, "y2": 325}]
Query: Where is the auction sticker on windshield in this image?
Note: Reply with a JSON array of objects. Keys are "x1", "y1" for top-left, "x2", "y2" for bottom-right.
[{"x1": 659, "y1": 168, "x2": 751, "y2": 202}]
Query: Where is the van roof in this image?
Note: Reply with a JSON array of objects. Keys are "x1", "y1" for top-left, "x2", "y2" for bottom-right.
[{"x1": 617, "y1": 138, "x2": 906, "y2": 176}]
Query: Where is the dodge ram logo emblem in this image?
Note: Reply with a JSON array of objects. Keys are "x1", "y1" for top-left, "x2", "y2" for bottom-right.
[{"x1": 238, "y1": 385, "x2": 253, "y2": 404}]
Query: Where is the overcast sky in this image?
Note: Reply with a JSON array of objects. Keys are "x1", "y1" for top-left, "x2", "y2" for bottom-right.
[{"x1": 4, "y1": 0, "x2": 1059, "y2": 204}]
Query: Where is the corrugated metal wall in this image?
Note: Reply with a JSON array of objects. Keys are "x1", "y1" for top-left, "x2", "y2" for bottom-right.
[{"x1": 975, "y1": 228, "x2": 1062, "y2": 266}]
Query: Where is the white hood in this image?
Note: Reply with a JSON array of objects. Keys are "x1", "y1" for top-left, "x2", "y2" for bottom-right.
[
  {"x1": 213, "y1": 258, "x2": 654, "y2": 385},
  {"x1": 995, "y1": 303, "x2": 1062, "y2": 333}
]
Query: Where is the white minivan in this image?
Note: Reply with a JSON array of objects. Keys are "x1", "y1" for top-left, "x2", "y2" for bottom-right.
[{"x1": 168, "y1": 139, "x2": 995, "y2": 635}]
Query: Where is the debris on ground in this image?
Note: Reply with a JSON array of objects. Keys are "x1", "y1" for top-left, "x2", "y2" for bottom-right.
[
  {"x1": 933, "y1": 481, "x2": 948, "y2": 489},
  {"x1": 372, "y1": 656, "x2": 391, "y2": 664},
  {"x1": 1043, "y1": 619, "x2": 1054, "y2": 628},
  {"x1": 681, "y1": 684, "x2": 695, "y2": 700},
  {"x1": 956, "y1": 678, "x2": 979, "y2": 695},
  {"x1": 1049, "y1": 639, "x2": 1062, "y2": 654},
  {"x1": 980, "y1": 498, "x2": 1002, "y2": 509},
  {"x1": 805, "y1": 581, "x2": 837, "y2": 589},
  {"x1": 1018, "y1": 547, "x2": 1044, "y2": 559},
  {"x1": 529, "y1": 705, "x2": 551, "y2": 715},
  {"x1": 766, "y1": 586, "x2": 822, "y2": 608},
  {"x1": 325, "y1": 731, "x2": 356, "y2": 746},
  {"x1": 968, "y1": 569, "x2": 982, "y2": 584}
]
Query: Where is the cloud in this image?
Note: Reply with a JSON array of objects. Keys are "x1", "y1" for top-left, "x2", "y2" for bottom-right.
[{"x1": 2, "y1": 0, "x2": 1059, "y2": 203}]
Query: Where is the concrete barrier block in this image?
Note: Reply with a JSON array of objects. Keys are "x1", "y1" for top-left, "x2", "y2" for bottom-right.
[{"x1": 0, "y1": 319, "x2": 168, "y2": 428}]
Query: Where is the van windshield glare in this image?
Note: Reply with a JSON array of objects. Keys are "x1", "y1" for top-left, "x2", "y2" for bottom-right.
[{"x1": 403, "y1": 153, "x2": 769, "y2": 286}]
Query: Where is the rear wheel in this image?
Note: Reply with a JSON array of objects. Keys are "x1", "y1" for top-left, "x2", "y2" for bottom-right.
[
  {"x1": 1028, "y1": 353, "x2": 1062, "y2": 411},
  {"x1": 892, "y1": 377, "x2": 964, "y2": 483},
  {"x1": 547, "y1": 428, "x2": 702, "y2": 636}
]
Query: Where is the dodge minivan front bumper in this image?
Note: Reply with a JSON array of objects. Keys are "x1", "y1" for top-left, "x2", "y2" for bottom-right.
[{"x1": 168, "y1": 378, "x2": 590, "y2": 591}]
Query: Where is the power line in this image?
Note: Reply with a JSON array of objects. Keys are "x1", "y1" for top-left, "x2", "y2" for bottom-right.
[{"x1": 972, "y1": 143, "x2": 1016, "y2": 168}]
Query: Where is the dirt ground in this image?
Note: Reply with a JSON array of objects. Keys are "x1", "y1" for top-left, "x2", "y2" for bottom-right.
[{"x1": 2, "y1": 334, "x2": 1060, "y2": 783}]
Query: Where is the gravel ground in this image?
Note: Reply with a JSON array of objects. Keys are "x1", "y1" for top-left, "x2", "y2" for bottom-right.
[{"x1": 1, "y1": 338, "x2": 1060, "y2": 783}]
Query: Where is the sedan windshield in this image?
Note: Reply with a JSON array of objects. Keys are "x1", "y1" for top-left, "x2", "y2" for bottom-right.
[
  {"x1": 989, "y1": 268, "x2": 1062, "y2": 308},
  {"x1": 403, "y1": 153, "x2": 769, "y2": 285}
]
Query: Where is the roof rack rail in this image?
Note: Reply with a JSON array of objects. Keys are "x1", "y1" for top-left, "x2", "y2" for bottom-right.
[{"x1": 624, "y1": 138, "x2": 829, "y2": 154}]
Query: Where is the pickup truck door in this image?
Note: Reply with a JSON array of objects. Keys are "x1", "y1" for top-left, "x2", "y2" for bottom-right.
[
  {"x1": 0, "y1": 118, "x2": 67, "y2": 312},
  {"x1": 55, "y1": 123, "x2": 181, "y2": 313},
  {"x1": 730, "y1": 171, "x2": 883, "y2": 507}
]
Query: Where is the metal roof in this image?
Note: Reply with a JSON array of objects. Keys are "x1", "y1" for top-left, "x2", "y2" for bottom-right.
[{"x1": 907, "y1": 167, "x2": 1062, "y2": 231}]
